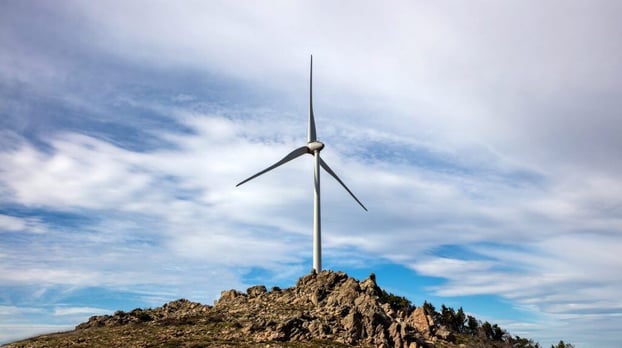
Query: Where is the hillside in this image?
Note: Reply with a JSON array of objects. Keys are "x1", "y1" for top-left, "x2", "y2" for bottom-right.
[{"x1": 4, "y1": 271, "x2": 547, "y2": 347}]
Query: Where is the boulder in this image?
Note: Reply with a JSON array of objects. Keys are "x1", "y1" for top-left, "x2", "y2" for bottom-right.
[
  {"x1": 407, "y1": 306, "x2": 433, "y2": 338},
  {"x1": 246, "y1": 285, "x2": 267, "y2": 297},
  {"x1": 219, "y1": 289, "x2": 244, "y2": 303}
]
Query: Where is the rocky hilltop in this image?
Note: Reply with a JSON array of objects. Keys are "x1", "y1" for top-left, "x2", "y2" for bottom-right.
[{"x1": 5, "y1": 271, "x2": 543, "y2": 347}]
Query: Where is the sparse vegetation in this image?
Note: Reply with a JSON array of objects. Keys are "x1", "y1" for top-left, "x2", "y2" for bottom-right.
[
  {"x1": 137, "y1": 312, "x2": 152, "y2": 322},
  {"x1": 419, "y1": 301, "x2": 576, "y2": 348},
  {"x1": 379, "y1": 289, "x2": 414, "y2": 313},
  {"x1": 551, "y1": 340, "x2": 575, "y2": 348}
]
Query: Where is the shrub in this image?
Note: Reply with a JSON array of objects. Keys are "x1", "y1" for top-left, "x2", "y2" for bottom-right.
[{"x1": 379, "y1": 289, "x2": 414, "y2": 313}]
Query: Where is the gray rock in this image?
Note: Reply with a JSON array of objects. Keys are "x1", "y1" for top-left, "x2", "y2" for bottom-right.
[{"x1": 247, "y1": 285, "x2": 267, "y2": 297}]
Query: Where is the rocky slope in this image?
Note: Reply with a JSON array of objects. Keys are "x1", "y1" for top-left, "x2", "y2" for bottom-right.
[{"x1": 4, "y1": 271, "x2": 531, "y2": 347}]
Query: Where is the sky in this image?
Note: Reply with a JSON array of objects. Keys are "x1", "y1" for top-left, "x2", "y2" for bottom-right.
[{"x1": 1, "y1": 1, "x2": 621, "y2": 346}]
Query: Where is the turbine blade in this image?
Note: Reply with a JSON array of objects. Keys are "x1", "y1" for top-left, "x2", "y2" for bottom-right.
[
  {"x1": 236, "y1": 146, "x2": 309, "y2": 187},
  {"x1": 308, "y1": 55, "x2": 317, "y2": 143},
  {"x1": 320, "y1": 158, "x2": 368, "y2": 211}
]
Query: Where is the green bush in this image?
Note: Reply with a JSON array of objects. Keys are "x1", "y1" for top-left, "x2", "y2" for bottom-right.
[
  {"x1": 379, "y1": 289, "x2": 414, "y2": 313},
  {"x1": 136, "y1": 311, "x2": 153, "y2": 322},
  {"x1": 551, "y1": 340, "x2": 575, "y2": 348}
]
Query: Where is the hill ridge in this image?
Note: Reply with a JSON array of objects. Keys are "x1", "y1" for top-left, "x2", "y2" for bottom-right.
[{"x1": 4, "y1": 271, "x2": 545, "y2": 347}]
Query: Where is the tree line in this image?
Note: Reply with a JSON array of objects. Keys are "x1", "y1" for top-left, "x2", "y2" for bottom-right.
[
  {"x1": 422, "y1": 301, "x2": 575, "y2": 348},
  {"x1": 378, "y1": 290, "x2": 574, "y2": 348}
]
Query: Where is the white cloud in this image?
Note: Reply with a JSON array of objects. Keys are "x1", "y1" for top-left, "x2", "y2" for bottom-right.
[
  {"x1": 0, "y1": 306, "x2": 43, "y2": 316},
  {"x1": 53, "y1": 307, "x2": 110, "y2": 317},
  {"x1": 51, "y1": 0, "x2": 622, "y2": 175},
  {"x1": 0, "y1": 215, "x2": 46, "y2": 234},
  {"x1": 0, "y1": 115, "x2": 320, "y2": 297}
]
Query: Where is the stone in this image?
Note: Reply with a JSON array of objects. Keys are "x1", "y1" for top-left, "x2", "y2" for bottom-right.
[
  {"x1": 435, "y1": 326, "x2": 455, "y2": 342},
  {"x1": 247, "y1": 285, "x2": 267, "y2": 297},
  {"x1": 219, "y1": 289, "x2": 244, "y2": 302},
  {"x1": 407, "y1": 307, "x2": 433, "y2": 338},
  {"x1": 389, "y1": 321, "x2": 403, "y2": 347}
]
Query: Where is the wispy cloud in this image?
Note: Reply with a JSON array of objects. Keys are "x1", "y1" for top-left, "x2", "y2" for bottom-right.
[
  {"x1": 53, "y1": 307, "x2": 110, "y2": 317},
  {"x1": 0, "y1": 215, "x2": 47, "y2": 234}
]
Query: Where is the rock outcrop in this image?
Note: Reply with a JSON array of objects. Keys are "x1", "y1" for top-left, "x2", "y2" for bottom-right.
[
  {"x1": 73, "y1": 271, "x2": 442, "y2": 347},
  {"x1": 5, "y1": 271, "x2": 482, "y2": 347}
]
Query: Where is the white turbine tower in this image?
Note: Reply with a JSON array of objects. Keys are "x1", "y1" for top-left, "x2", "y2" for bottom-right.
[{"x1": 236, "y1": 55, "x2": 367, "y2": 272}]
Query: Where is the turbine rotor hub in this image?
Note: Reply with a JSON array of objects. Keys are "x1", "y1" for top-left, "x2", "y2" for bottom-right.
[{"x1": 307, "y1": 141, "x2": 325, "y2": 152}]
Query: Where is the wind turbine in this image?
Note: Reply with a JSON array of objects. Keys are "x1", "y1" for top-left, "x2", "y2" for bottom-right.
[{"x1": 236, "y1": 55, "x2": 367, "y2": 272}]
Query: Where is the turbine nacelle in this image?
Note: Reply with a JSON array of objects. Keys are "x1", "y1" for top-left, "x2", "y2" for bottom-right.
[{"x1": 307, "y1": 141, "x2": 324, "y2": 152}]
